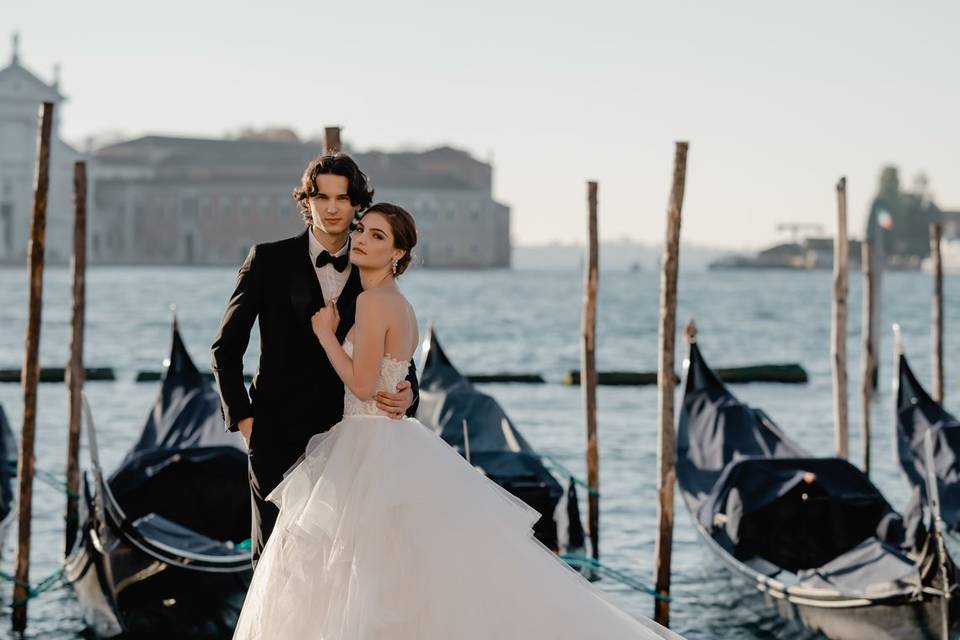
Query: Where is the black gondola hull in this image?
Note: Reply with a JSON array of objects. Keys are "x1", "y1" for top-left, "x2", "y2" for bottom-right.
[
  {"x1": 679, "y1": 341, "x2": 959, "y2": 640},
  {"x1": 64, "y1": 319, "x2": 252, "y2": 638},
  {"x1": 695, "y1": 522, "x2": 959, "y2": 640},
  {"x1": 896, "y1": 353, "x2": 960, "y2": 532},
  {"x1": 65, "y1": 477, "x2": 251, "y2": 639},
  {"x1": 0, "y1": 509, "x2": 13, "y2": 561},
  {"x1": 0, "y1": 403, "x2": 16, "y2": 560}
]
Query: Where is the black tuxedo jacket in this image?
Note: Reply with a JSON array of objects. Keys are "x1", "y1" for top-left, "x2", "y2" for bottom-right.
[{"x1": 211, "y1": 229, "x2": 419, "y2": 456}]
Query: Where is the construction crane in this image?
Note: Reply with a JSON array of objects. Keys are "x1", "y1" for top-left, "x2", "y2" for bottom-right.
[{"x1": 776, "y1": 222, "x2": 826, "y2": 244}]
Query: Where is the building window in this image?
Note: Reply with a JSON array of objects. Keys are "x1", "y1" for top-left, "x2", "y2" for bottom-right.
[{"x1": 182, "y1": 197, "x2": 198, "y2": 217}]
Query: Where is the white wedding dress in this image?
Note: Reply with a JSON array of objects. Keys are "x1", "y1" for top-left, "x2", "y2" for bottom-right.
[{"x1": 233, "y1": 342, "x2": 674, "y2": 639}]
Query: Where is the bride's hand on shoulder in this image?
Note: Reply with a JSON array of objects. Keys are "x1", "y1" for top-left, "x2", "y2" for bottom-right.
[{"x1": 311, "y1": 299, "x2": 340, "y2": 345}]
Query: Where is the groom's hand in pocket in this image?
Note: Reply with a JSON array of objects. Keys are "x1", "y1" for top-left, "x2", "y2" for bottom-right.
[{"x1": 376, "y1": 381, "x2": 413, "y2": 420}]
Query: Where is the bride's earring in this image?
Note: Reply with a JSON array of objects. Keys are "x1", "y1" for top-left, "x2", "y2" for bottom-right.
[{"x1": 391, "y1": 259, "x2": 398, "y2": 275}]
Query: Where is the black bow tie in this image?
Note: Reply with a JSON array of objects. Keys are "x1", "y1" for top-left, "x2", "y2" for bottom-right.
[{"x1": 315, "y1": 250, "x2": 350, "y2": 272}]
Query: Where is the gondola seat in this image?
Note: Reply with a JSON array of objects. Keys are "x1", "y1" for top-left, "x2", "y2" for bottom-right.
[
  {"x1": 700, "y1": 457, "x2": 908, "y2": 573},
  {"x1": 109, "y1": 446, "x2": 250, "y2": 545},
  {"x1": 797, "y1": 538, "x2": 921, "y2": 598},
  {"x1": 132, "y1": 513, "x2": 249, "y2": 556}
]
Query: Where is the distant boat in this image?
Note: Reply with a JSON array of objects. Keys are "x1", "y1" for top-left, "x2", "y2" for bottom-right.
[
  {"x1": 923, "y1": 238, "x2": 960, "y2": 275},
  {"x1": 417, "y1": 327, "x2": 585, "y2": 555},
  {"x1": 64, "y1": 317, "x2": 251, "y2": 638},
  {"x1": 677, "y1": 337, "x2": 959, "y2": 639},
  {"x1": 0, "y1": 404, "x2": 16, "y2": 559}
]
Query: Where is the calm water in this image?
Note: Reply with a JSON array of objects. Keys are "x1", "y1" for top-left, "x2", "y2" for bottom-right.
[{"x1": 0, "y1": 265, "x2": 957, "y2": 639}]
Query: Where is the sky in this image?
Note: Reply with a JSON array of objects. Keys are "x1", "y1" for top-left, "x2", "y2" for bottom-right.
[{"x1": 7, "y1": 1, "x2": 960, "y2": 249}]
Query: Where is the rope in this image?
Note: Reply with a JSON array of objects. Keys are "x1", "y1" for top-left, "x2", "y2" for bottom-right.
[
  {"x1": 0, "y1": 567, "x2": 67, "y2": 611},
  {"x1": 560, "y1": 555, "x2": 671, "y2": 601},
  {"x1": 539, "y1": 454, "x2": 598, "y2": 497},
  {"x1": 33, "y1": 468, "x2": 79, "y2": 500}
]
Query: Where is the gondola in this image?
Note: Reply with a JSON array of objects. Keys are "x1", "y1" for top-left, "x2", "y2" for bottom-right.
[
  {"x1": 64, "y1": 317, "x2": 252, "y2": 638},
  {"x1": 678, "y1": 336, "x2": 959, "y2": 640},
  {"x1": 0, "y1": 403, "x2": 16, "y2": 559},
  {"x1": 417, "y1": 327, "x2": 586, "y2": 555},
  {"x1": 896, "y1": 350, "x2": 960, "y2": 531}
]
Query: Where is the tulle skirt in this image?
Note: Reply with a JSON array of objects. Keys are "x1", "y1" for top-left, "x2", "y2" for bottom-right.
[{"x1": 233, "y1": 415, "x2": 670, "y2": 639}]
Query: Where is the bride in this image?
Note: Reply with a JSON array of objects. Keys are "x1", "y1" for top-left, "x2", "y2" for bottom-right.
[{"x1": 233, "y1": 203, "x2": 674, "y2": 639}]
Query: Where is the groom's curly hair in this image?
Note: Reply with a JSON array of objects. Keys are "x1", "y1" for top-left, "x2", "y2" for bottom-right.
[{"x1": 293, "y1": 153, "x2": 375, "y2": 225}]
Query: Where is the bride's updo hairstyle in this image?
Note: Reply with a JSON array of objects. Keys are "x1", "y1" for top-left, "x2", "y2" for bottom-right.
[{"x1": 361, "y1": 203, "x2": 417, "y2": 276}]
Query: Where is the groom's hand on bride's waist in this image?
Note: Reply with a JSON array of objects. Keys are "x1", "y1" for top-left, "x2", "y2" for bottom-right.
[{"x1": 376, "y1": 381, "x2": 413, "y2": 420}]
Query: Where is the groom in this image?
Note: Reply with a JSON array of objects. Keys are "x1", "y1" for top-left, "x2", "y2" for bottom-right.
[{"x1": 211, "y1": 153, "x2": 419, "y2": 566}]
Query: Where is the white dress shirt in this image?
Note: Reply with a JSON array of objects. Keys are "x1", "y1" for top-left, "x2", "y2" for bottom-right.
[{"x1": 307, "y1": 229, "x2": 352, "y2": 304}]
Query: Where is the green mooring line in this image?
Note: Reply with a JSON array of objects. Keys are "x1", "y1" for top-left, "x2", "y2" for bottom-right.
[
  {"x1": 539, "y1": 454, "x2": 599, "y2": 497},
  {"x1": 0, "y1": 568, "x2": 66, "y2": 610},
  {"x1": 560, "y1": 555, "x2": 671, "y2": 601}
]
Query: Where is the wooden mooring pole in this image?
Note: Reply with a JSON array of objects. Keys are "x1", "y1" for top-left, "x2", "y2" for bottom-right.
[
  {"x1": 860, "y1": 239, "x2": 877, "y2": 475},
  {"x1": 654, "y1": 141, "x2": 689, "y2": 627},
  {"x1": 13, "y1": 101, "x2": 54, "y2": 633},
  {"x1": 64, "y1": 161, "x2": 87, "y2": 556},
  {"x1": 582, "y1": 181, "x2": 600, "y2": 563},
  {"x1": 931, "y1": 223, "x2": 944, "y2": 403},
  {"x1": 325, "y1": 126, "x2": 342, "y2": 154},
  {"x1": 832, "y1": 177, "x2": 849, "y2": 459}
]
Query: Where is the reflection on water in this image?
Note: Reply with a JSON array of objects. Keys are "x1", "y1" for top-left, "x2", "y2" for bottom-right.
[{"x1": 0, "y1": 266, "x2": 956, "y2": 639}]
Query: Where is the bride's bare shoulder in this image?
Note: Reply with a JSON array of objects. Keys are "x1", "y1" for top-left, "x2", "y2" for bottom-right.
[{"x1": 356, "y1": 288, "x2": 409, "y2": 313}]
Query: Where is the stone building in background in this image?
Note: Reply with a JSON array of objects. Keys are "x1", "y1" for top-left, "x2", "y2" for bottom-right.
[
  {"x1": 0, "y1": 34, "x2": 510, "y2": 269},
  {"x1": 0, "y1": 34, "x2": 80, "y2": 265},
  {"x1": 91, "y1": 136, "x2": 511, "y2": 268}
]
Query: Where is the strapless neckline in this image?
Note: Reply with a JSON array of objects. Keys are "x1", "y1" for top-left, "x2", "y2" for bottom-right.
[{"x1": 341, "y1": 339, "x2": 409, "y2": 417}]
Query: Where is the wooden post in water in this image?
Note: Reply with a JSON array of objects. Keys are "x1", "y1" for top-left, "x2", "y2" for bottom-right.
[
  {"x1": 931, "y1": 223, "x2": 944, "y2": 403},
  {"x1": 832, "y1": 177, "x2": 849, "y2": 459},
  {"x1": 582, "y1": 181, "x2": 600, "y2": 563},
  {"x1": 12, "y1": 101, "x2": 54, "y2": 633},
  {"x1": 654, "y1": 141, "x2": 689, "y2": 627},
  {"x1": 64, "y1": 161, "x2": 87, "y2": 556},
  {"x1": 859, "y1": 240, "x2": 877, "y2": 475},
  {"x1": 325, "y1": 126, "x2": 342, "y2": 154}
]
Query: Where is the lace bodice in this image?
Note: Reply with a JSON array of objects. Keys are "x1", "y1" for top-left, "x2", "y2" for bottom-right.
[{"x1": 342, "y1": 340, "x2": 410, "y2": 417}]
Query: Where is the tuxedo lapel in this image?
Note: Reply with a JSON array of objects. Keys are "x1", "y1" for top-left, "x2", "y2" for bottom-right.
[
  {"x1": 335, "y1": 267, "x2": 362, "y2": 343},
  {"x1": 289, "y1": 230, "x2": 324, "y2": 327}
]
